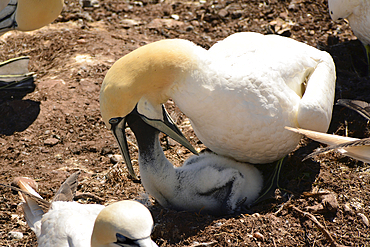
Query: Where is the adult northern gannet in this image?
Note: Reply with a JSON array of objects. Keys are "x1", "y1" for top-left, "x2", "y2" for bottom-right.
[
  {"x1": 286, "y1": 127, "x2": 370, "y2": 163},
  {"x1": 100, "y1": 32, "x2": 336, "y2": 179},
  {"x1": 1, "y1": 172, "x2": 158, "y2": 247},
  {"x1": 328, "y1": 0, "x2": 370, "y2": 71},
  {"x1": 0, "y1": 0, "x2": 64, "y2": 33},
  {"x1": 109, "y1": 107, "x2": 263, "y2": 215}
]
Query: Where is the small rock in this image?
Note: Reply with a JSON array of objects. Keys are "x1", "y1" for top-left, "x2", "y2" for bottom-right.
[
  {"x1": 253, "y1": 232, "x2": 264, "y2": 241},
  {"x1": 8, "y1": 231, "x2": 23, "y2": 240},
  {"x1": 109, "y1": 154, "x2": 123, "y2": 164},
  {"x1": 218, "y1": 9, "x2": 228, "y2": 18},
  {"x1": 343, "y1": 203, "x2": 354, "y2": 215},
  {"x1": 251, "y1": 213, "x2": 261, "y2": 217},
  {"x1": 171, "y1": 14, "x2": 180, "y2": 20},
  {"x1": 44, "y1": 137, "x2": 59, "y2": 146},
  {"x1": 357, "y1": 213, "x2": 369, "y2": 227},
  {"x1": 101, "y1": 147, "x2": 113, "y2": 156}
]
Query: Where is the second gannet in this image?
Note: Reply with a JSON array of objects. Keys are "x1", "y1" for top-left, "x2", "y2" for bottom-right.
[{"x1": 1, "y1": 172, "x2": 158, "y2": 247}]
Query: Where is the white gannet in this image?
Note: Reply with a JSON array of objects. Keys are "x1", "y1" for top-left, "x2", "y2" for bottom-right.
[
  {"x1": 108, "y1": 107, "x2": 263, "y2": 215},
  {"x1": 100, "y1": 32, "x2": 336, "y2": 179},
  {"x1": 328, "y1": 0, "x2": 370, "y2": 71},
  {"x1": 1, "y1": 172, "x2": 158, "y2": 247},
  {"x1": 286, "y1": 127, "x2": 370, "y2": 163},
  {"x1": 0, "y1": 0, "x2": 64, "y2": 33}
]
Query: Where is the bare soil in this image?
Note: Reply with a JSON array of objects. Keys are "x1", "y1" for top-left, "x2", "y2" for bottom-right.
[{"x1": 0, "y1": 0, "x2": 369, "y2": 246}]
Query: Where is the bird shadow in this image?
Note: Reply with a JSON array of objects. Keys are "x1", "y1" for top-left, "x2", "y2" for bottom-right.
[
  {"x1": 0, "y1": 92, "x2": 40, "y2": 135},
  {"x1": 320, "y1": 38, "x2": 368, "y2": 78}
]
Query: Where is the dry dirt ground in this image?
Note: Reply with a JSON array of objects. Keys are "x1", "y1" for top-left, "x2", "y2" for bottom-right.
[{"x1": 0, "y1": 0, "x2": 369, "y2": 246}]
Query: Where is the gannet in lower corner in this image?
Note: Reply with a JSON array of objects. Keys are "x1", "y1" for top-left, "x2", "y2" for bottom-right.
[
  {"x1": 285, "y1": 127, "x2": 370, "y2": 163},
  {"x1": 328, "y1": 0, "x2": 370, "y2": 72},
  {"x1": 108, "y1": 107, "x2": 263, "y2": 215},
  {"x1": 1, "y1": 172, "x2": 158, "y2": 247},
  {"x1": 100, "y1": 32, "x2": 336, "y2": 178}
]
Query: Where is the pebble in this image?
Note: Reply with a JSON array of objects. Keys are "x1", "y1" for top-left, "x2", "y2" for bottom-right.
[
  {"x1": 357, "y1": 213, "x2": 369, "y2": 227},
  {"x1": 253, "y1": 232, "x2": 264, "y2": 241},
  {"x1": 8, "y1": 231, "x2": 23, "y2": 240},
  {"x1": 109, "y1": 154, "x2": 123, "y2": 164},
  {"x1": 44, "y1": 137, "x2": 59, "y2": 146}
]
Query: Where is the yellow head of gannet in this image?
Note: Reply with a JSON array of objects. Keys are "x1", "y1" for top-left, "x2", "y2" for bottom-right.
[
  {"x1": 1, "y1": 173, "x2": 158, "y2": 247},
  {"x1": 100, "y1": 32, "x2": 336, "y2": 179},
  {"x1": 91, "y1": 200, "x2": 156, "y2": 247},
  {"x1": 0, "y1": 0, "x2": 64, "y2": 33}
]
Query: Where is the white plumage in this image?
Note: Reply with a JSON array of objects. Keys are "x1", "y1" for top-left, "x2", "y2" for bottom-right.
[
  {"x1": 120, "y1": 111, "x2": 263, "y2": 215},
  {"x1": 286, "y1": 127, "x2": 370, "y2": 163},
  {"x1": 100, "y1": 32, "x2": 336, "y2": 169},
  {"x1": 7, "y1": 175, "x2": 158, "y2": 247}
]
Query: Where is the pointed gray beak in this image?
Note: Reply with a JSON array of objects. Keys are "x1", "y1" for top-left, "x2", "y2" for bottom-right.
[
  {"x1": 109, "y1": 117, "x2": 139, "y2": 180},
  {"x1": 109, "y1": 105, "x2": 197, "y2": 180},
  {"x1": 140, "y1": 105, "x2": 198, "y2": 155}
]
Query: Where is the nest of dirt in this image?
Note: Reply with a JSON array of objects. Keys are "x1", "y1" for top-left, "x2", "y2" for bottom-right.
[{"x1": 0, "y1": 0, "x2": 369, "y2": 246}]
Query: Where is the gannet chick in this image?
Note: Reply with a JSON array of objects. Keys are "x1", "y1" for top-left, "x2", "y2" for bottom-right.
[
  {"x1": 100, "y1": 32, "x2": 336, "y2": 179},
  {"x1": 1, "y1": 172, "x2": 158, "y2": 247},
  {"x1": 109, "y1": 107, "x2": 263, "y2": 215},
  {"x1": 285, "y1": 127, "x2": 370, "y2": 163},
  {"x1": 328, "y1": 0, "x2": 370, "y2": 71},
  {"x1": 0, "y1": 0, "x2": 64, "y2": 33}
]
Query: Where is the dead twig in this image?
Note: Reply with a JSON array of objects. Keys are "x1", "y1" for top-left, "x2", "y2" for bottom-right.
[
  {"x1": 190, "y1": 241, "x2": 217, "y2": 247},
  {"x1": 74, "y1": 192, "x2": 105, "y2": 203},
  {"x1": 290, "y1": 205, "x2": 346, "y2": 247}
]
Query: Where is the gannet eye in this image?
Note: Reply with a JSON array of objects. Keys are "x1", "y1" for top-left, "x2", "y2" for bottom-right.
[{"x1": 115, "y1": 233, "x2": 136, "y2": 245}]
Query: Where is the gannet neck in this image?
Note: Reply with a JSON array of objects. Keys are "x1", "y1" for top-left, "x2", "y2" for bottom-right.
[
  {"x1": 127, "y1": 112, "x2": 177, "y2": 204},
  {"x1": 328, "y1": 0, "x2": 361, "y2": 21},
  {"x1": 16, "y1": 0, "x2": 64, "y2": 31},
  {"x1": 91, "y1": 201, "x2": 155, "y2": 247},
  {"x1": 100, "y1": 39, "x2": 200, "y2": 128}
]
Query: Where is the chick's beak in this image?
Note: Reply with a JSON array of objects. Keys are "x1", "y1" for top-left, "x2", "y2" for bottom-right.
[
  {"x1": 140, "y1": 105, "x2": 198, "y2": 156},
  {"x1": 109, "y1": 105, "x2": 198, "y2": 180}
]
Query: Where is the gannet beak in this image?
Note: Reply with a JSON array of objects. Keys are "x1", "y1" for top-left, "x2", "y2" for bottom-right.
[
  {"x1": 139, "y1": 105, "x2": 198, "y2": 155},
  {"x1": 109, "y1": 117, "x2": 139, "y2": 180},
  {"x1": 109, "y1": 106, "x2": 198, "y2": 180}
]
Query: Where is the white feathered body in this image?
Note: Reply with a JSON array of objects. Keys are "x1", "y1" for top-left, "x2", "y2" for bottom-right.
[
  {"x1": 24, "y1": 201, "x2": 104, "y2": 247},
  {"x1": 139, "y1": 149, "x2": 263, "y2": 214},
  {"x1": 170, "y1": 32, "x2": 336, "y2": 163}
]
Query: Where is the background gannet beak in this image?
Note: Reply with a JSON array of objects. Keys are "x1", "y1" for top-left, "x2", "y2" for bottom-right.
[
  {"x1": 109, "y1": 117, "x2": 139, "y2": 180},
  {"x1": 109, "y1": 106, "x2": 198, "y2": 180}
]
